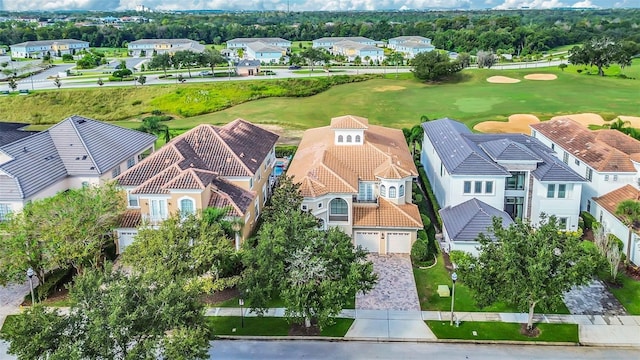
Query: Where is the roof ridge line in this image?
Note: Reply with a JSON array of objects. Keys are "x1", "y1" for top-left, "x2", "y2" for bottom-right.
[{"x1": 210, "y1": 124, "x2": 255, "y2": 176}]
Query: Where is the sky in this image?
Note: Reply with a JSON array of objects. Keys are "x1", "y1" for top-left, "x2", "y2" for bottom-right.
[{"x1": 0, "y1": 0, "x2": 635, "y2": 12}]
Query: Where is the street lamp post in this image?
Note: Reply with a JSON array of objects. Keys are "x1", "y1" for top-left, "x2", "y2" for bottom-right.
[
  {"x1": 239, "y1": 298, "x2": 245, "y2": 328},
  {"x1": 26, "y1": 268, "x2": 35, "y2": 306},
  {"x1": 450, "y1": 272, "x2": 457, "y2": 326}
]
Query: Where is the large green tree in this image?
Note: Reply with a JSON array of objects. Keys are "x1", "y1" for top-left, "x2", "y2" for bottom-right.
[
  {"x1": 148, "y1": 52, "x2": 173, "y2": 77},
  {"x1": 0, "y1": 183, "x2": 124, "y2": 285},
  {"x1": 455, "y1": 216, "x2": 599, "y2": 330},
  {"x1": 411, "y1": 51, "x2": 463, "y2": 82},
  {"x1": 241, "y1": 176, "x2": 377, "y2": 329},
  {"x1": 569, "y1": 38, "x2": 633, "y2": 77},
  {"x1": 173, "y1": 50, "x2": 200, "y2": 78},
  {"x1": 137, "y1": 116, "x2": 171, "y2": 143},
  {"x1": 200, "y1": 48, "x2": 225, "y2": 75},
  {"x1": 122, "y1": 214, "x2": 238, "y2": 283},
  {"x1": 0, "y1": 267, "x2": 210, "y2": 360},
  {"x1": 300, "y1": 47, "x2": 327, "y2": 72}
]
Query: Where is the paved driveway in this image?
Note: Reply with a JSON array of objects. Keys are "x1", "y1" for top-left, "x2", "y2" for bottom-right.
[
  {"x1": 356, "y1": 254, "x2": 420, "y2": 311},
  {"x1": 564, "y1": 279, "x2": 627, "y2": 316}
]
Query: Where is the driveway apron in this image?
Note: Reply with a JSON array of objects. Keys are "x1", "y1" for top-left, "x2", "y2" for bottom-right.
[{"x1": 356, "y1": 254, "x2": 420, "y2": 311}]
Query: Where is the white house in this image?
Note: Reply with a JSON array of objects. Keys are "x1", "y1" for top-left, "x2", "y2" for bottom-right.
[
  {"x1": 127, "y1": 39, "x2": 205, "y2": 57},
  {"x1": 531, "y1": 117, "x2": 640, "y2": 214},
  {"x1": 421, "y1": 118, "x2": 585, "y2": 253},
  {"x1": 286, "y1": 115, "x2": 423, "y2": 254},
  {"x1": 388, "y1": 36, "x2": 434, "y2": 59},
  {"x1": 331, "y1": 40, "x2": 384, "y2": 63},
  {"x1": 592, "y1": 185, "x2": 640, "y2": 265},
  {"x1": 0, "y1": 115, "x2": 156, "y2": 220},
  {"x1": 227, "y1": 38, "x2": 290, "y2": 63},
  {"x1": 10, "y1": 39, "x2": 89, "y2": 58},
  {"x1": 312, "y1": 36, "x2": 377, "y2": 50},
  {"x1": 388, "y1": 36, "x2": 432, "y2": 50}
]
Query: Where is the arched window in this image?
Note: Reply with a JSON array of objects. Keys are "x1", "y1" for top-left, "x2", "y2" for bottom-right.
[
  {"x1": 346, "y1": 135, "x2": 352, "y2": 142},
  {"x1": 380, "y1": 184, "x2": 386, "y2": 197},
  {"x1": 355, "y1": 135, "x2": 361, "y2": 143},
  {"x1": 338, "y1": 135, "x2": 344, "y2": 143},
  {"x1": 389, "y1": 186, "x2": 397, "y2": 198},
  {"x1": 399, "y1": 184, "x2": 405, "y2": 197},
  {"x1": 329, "y1": 198, "x2": 348, "y2": 221},
  {"x1": 180, "y1": 198, "x2": 195, "y2": 217}
]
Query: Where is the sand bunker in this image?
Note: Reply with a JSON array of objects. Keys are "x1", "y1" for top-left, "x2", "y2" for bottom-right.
[
  {"x1": 372, "y1": 85, "x2": 406, "y2": 92},
  {"x1": 618, "y1": 116, "x2": 640, "y2": 128},
  {"x1": 550, "y1": 113, "x2": 606, "y2": 127},
  {"x1": 486, "y1": 76, "x2": 521, "y2": 84},
  {"x1": 524, "y1": 74, "x2": 558, "y2": 81},
  {"x1": 258, "y1": 124, "x2": 303, "y2": 145},
  {"x1": 474, "y1": 114, "x2": 541, "y2": 134}
]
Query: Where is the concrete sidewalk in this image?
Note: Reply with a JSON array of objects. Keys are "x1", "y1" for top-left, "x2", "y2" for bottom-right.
[{"x1": 205, "y1": 307, "x2": 640, "y2": 346}]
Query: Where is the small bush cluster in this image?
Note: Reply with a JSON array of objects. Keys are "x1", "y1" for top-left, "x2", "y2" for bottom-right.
[
  {"x1": 581, "y1": 211, "x2": 597, "y2": 230},
  {"x1": 275, "y1": 145, "x2": 298, "y2": 158}
]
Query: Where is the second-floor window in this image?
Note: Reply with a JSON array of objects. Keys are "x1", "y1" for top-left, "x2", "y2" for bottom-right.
[
  {"x1": 563, "y1": 152, "x2": 569, "y2": 164},
  {"x1": 380, "y1": 185, "x2": 386, "y2": 197},
  {"x1": 399, "y1": 184, "x2": 405, "y2": 197},
  {"x1": 389, "y1": 186, "x2": 397, "y2": 198},
  {"x1": 112, "y1": 166, "x2": 121, "y2": 178},
  {"x1": 586, "y1": 168, "x2": 593, "y2": 181},
  {"x1": 179, "y1": 198, "x2": 195, "y2": 218},
  {"x1": 547, "y1": 184, "x2": 567, "y2": 198},
  {"x1": 128, "y1": 191, "x2": 139, "y2": 208},
  {"x1": 127, "y1": 157, "x2": 136, "y2": 169},
  {"x1": 547, "y1": 184, "x2": 556, "y2": 198},
  {"x1": 506, "y1": 172, "x2": 526, "y2": 190},
  {"x1": 358, "y1": 182, "x2": 374, "y2": 201},
  {"x1": 329, "y1": 198, "x2": 348, "y2": 222},
  {"x1": 150, "y1": 199, "x2": 168, "y2": 220}
]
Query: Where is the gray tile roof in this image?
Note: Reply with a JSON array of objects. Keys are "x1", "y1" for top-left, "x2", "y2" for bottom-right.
[
  {"x1": 0, "y1": 122, "x2": 38, "y2": 146},
  {"x1": 0, "y1": 115, "x2": 156, "y2": 200},
  {"x1": 422, "y1": 118, "x2": 510, "y2": 176},
  {"x1": 11, "y1": 39, "x2": 88, "y2": 47},
  {"x1": 423, "y1": 119, "x2": 585, "y2": 182},
  {"x1": 439, "y1": 198, "x2": 513, "y2": 242}
]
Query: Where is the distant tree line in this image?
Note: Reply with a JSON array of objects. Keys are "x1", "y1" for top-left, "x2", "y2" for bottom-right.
[{"x1": 1, "y1": 9, "x2": 639, "y2": 56}]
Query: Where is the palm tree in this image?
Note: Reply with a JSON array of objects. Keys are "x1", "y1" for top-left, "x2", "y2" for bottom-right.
[
  {"x1": 615, "y1": 199, "x2": 640, "y2": 265},
  {"x1": 137, "y1": 116, "x2": 171, "y2": 143}
]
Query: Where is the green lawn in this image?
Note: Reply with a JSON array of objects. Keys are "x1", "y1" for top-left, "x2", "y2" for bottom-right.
[
  {"x1": 414, "y1": 254, "x2": 570, "y2": 314},
  {"x1": 606, "y1": 271, "x2": 640, "y2": 315},
  {"x1": 0, "y1": 315, "x2": 18, "y2": 334},
  {"x1": 206, "y1": 317, "x2": 353, "y2": 337},
  {"x1": 426, "y1": 321, "x2": 579, "y2": 343}
]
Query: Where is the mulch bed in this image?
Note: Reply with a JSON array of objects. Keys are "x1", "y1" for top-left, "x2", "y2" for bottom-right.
[
  {"x1": 288, "y1": 322, "x2": 320, "y2": 336},
  {"x1": 519, "y1": 323, "x2": 541, "y2": 337},
  {"x1": 22, "y1": 287, "x2": 70, "y2": 307},
  {"x1": 625, "y1": 265, "x2": 640, "y2": 281},
  {"x1": 200, "y1": 287, "x2": 240, "y2": 305}
]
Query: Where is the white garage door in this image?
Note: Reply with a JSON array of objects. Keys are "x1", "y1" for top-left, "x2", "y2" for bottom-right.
[
  {"x1": 387, "y1": 232, "x2": 411, "y2": 253},
  {"x1": 354, "y1": 231, "x2": 380, "y2": 253},
  {"x1": 118, "y1": 231, "x2": 138, "y2": 253}
]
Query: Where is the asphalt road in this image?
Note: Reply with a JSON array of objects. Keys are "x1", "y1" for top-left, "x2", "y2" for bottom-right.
[{"x1": 208, "y1": 340, "x2": 639, "y2": 360}]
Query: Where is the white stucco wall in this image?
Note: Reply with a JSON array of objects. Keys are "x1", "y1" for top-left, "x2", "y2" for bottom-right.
[{"x1": 592, "y1": 201, "x2": 640, "y2": 266}]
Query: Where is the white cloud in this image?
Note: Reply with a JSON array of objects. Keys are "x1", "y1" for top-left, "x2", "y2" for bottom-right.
[
  {"x1": 572, "y1": 0, "x2": 599, "y2": 7},
  {"x1": 493, "y1": 0, "x2": 566, "y2": 9}
]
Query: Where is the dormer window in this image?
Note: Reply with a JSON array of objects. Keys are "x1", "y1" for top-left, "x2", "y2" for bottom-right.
[
  {"x1": 347, "y1": 135, "x2": 352, "y2": 142},
  {"x1": 338, "y1": 135, "x2": 344, "y2": 143},
  {"x1": 399, "y1": 184, "x2": 405, "y2": 197},
  {"x1": 380, "y1": 184, "x2": 386, "y2": 197},
  {"x1": 355, "y1": 135, "x2": 361, "y2": 143},
  {"x1": 389, "y1": 186, "x2": 397, "y2": 198}
]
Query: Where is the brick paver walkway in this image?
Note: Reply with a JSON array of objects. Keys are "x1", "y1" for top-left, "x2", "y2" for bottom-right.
[{"x1": 356, "y1": 254, "x2": 420, "y2": 311}]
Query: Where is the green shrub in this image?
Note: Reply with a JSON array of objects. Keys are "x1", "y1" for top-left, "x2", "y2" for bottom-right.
[
  {"x1": 581, "y1": 211, "x2": 597, "y2": 230},
  {"x1": 421, "y1": 214, "x2": 431, "y2": 229},
  {"x1": 275, "y1": 145, "x2": 298, "y2": 158},
  {"x1": 131, "y1": 100, "x2": 142, "y2": 105},
  {"x1": 61, "y1": 54, "x2": 74, "y2": 62},
  {"x1": 34, "y1": 268, "x2": 73, "y2": 301},
  {"x1": 411, "y1": 238, "x2": 429, "y2": 263},
  {"x1": 108, "y1": 76, "x2": 135, "y2": 82}
]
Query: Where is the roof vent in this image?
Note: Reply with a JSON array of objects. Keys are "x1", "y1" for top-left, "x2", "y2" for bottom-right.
[
  {"x1": 240, "y1": 153, "x2": 245, "y2": 158},
  {"x1": 77, "y1": 119, "x2": 86, "y2": 124},
  {"x1": 23, "y1": 147, "x2": 27, "y2": 153},
  {"x1": 82, "y1": 155, "x2": 87, "y2": 160}
]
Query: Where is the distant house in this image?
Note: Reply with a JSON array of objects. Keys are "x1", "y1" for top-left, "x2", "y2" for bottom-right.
[
  {"x1": 0, "y1": 122, "x2": 38, "y2": 147},
  {"x1": 235, "y1": 60, "x2": 261, "y2": 76},
  {"x1": 332, "y1": 40, "x2": 384, "y2": 63},
  {"x1": 0, "y1": 115, "x2": 156, "y2": 220},
  {"x1": 312, "y1": 37, "x2": 377, "y2": 50},
  {"x1": 10, "y1": 39, "x2": 89, "y2": 58},
  {"x1": 388, "y1": 36, "x2": 434, "y2": 58},
  {"x1": 287, "y1": 115, "x2": 423, "y2": 254},
  {"x1": 387, "y1": 36, "x2": 432, "y2": 50},
  {"x1": 227, "y1": 38, "x2": 290, "y2": 63},
  {"x1": 114, "y1": 120, "x2": 279, "y2": 253},
  {"x1": 127, "y1": 39, "x2": 205, "y2": 57}
]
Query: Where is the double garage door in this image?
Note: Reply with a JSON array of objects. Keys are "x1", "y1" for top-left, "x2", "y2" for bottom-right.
[
  {"x1": 354, "y1": 231, "x2": 412, "y2": 254},
  {"x1": 117, "y1": 231, "x2": 138, "y2": 253}
]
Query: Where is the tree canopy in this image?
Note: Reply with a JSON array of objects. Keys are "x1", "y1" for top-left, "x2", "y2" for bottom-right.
[
  {"x1": 569, "y1": 37, "x2": 633, "y2": 76},
  {"x1": 411, "y1": 51, "x2": 463, "y2": 82},
  {"x1": 455, "y1": 215, "x2": 599, "y2": 330},
  {"x1": 0, "y1": 266, "x2": 210, "y2": 360},
  {"x1": 0, "y1": 182, "x2": 124, "y2": 286},
  {"x1": 241, "y1": 176, "x2": 377, "y2": 329}
]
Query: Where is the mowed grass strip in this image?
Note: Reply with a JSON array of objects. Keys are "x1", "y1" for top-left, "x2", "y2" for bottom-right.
[
  {"x1": 426, "y1": 321, "x2": 579, "y2": 343},
  {"x1": 206, "y1": 317, "x2": 354, "y2": 337}
]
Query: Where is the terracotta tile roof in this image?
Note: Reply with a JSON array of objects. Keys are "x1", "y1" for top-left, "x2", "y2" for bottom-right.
[
  {"x1": 330, "y1": 115, "x2": 369, "y2": 129},
  {"x1": 531, "y1": 118, "x2": 640, "y2": 173},
  {"x1": 287, "y1": 116, "x2": 417, "y2": 197},
  {"x1": 208, "y1": 177, "x2": 255, "y2": 217},
  {"x1": 353, "y1": 198, "x2": 423, "y2": 229},
  {"x1": 593, "y1": 185, "x2": 640, "y2": 223},
  {"x1": 119, "y1": 209, "x2": 142, "y2": 228}
]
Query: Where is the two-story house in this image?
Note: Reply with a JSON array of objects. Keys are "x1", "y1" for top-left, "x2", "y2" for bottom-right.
[
  {"x1": 531, "y1": 117, "x2": 640, "y2": 213},
  {"x1": 10, "y1": 39, "x2": 89, "y2": 58},
  {"x1": 0, "y1": 115, "x2": 156, "y2": 221},
  {"x1": 312, "y1": 37, "x2": 377, "y2": 50},
  {"x1": 387, "y1": 36, "x2": 434, "y2": 59},
  {"x1": 114, "y1": 119, "x2": 279, "y2": 253},
  {"x1": 531, "y1": 117, "x2": 640, "y2": 265},
  {"x1": 227, "y1": 38, "x2": 291, "y2": 63},
  {"x1": 127, "y1": 39, "x2": 205, "y2": 57},
  {"x1": 331, "y1": 41, "x2": 385, "y2": 63},
  {"x1": 421, "y1": 118, "x2": 585, "y2": 255},
  {"x1": 286, "y1": 115, "x2": 423, "y2": 254}
]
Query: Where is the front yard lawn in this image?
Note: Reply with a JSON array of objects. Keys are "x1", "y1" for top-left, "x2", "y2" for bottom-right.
[
  {"x1": 426, "y1": 321, "x2": 579, "y2": 343},
  {"x1": 414, "y1": 254, "x2": 570, "y2": 314},
  {"x1": 606, "y1": 271, "x2": 640, "y2": 315},
  {"x1": 206, "y1": 317, "x2": 353, "y2": 337}
]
